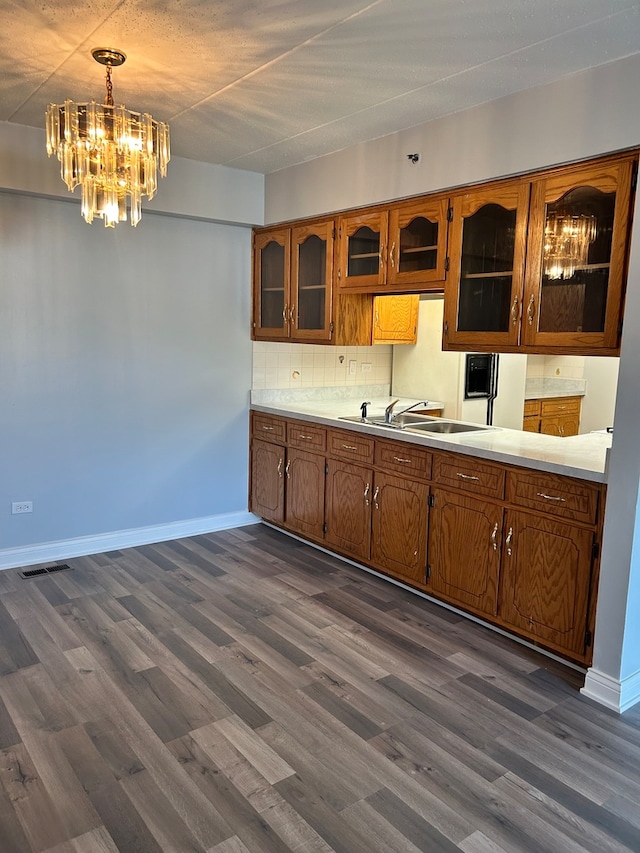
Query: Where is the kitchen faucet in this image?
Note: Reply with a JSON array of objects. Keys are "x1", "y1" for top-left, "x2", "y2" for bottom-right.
[{"x1": 384, "y1": 400, "x2": 428, "y2": 424}]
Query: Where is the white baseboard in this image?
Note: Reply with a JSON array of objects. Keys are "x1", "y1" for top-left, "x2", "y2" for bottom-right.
[
  {"x1": 0, "y1": 511, "x2": 260, "y2": 571},
  {"x1": 581, "y1": 666, "x2": 640, "y2": 713}
]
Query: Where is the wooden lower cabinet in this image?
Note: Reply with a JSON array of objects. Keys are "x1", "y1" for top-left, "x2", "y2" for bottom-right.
[
  {"x1": 249, "y1": 414, "x2": 603, "y2": 664},
  {"x1": 370, "y1": 472, "x2": 428, "y2": 584},
  {"x1": 285, "y1": 448, "x2": 326, "y2": 540},
  {"x1": 325, "y1": 460, "x2": 372, "y2": 562},
  {"x1": 427, "y1": 489, "x2": 502, "y2": 617},
  {"x1": 250, "y1": 438, "x2": 285, "y2": 524},
  {"x1": 498, "y1": 509, "x2": 594, "y2": 658}
]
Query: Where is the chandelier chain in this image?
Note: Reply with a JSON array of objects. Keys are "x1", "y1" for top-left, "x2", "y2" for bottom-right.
[{"x1": 104, "y1": 64, "x2": 114, "y2": 107}]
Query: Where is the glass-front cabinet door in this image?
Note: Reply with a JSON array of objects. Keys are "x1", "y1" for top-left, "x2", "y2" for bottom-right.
[
  {"x1": 253, "y1": 228, "x2": 290, "y2": 340},
  {"x1": 337, "y1": 210, "x2": 388, "y2": 290},
  {"x1": 387, "y1": 196, "x2": 449, "y2": 289},
  {"x1": 291, "y1": 220, "x2": 333, "y2": 341},
  {"x1": 522, "y1": 156, "x2": 636, "y2": 352},
  {"x1": 444, "y1": 182, "x2": 530, "y2": 350}
]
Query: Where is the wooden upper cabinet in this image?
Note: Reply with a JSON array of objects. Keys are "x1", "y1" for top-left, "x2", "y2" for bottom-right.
[
  {"x1": 521, "y1": 155, "x2": 636, "y2": 353},
  {"x1": 337, "y1": 210, "x2": 388, "y2": 290},
  {"x1": 253, "y1": 227, "x2": 291, "y2": 340},
  {"x1": 253, "y1": 220, "x2": 333, "y2": 342},
  {"x1": 386, "y1": 196, "x2": 449, "y2": 289},
  {"x1": 373, "y1": 294, "x2": 418, "y2": 343},
  {"x1": 337, "y1": 197, "x2": 449, "y2": 293},
  {"x1": 444, "y1": 181, "x2": 530, "y2": 351},
  {"x1": 291, "y1": 220, "x2": 333, "y2": 342}
]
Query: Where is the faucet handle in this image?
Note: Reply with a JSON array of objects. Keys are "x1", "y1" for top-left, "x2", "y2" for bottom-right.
[{"x1": 384, "y1": 399, "x2": 400, "y2": 423}]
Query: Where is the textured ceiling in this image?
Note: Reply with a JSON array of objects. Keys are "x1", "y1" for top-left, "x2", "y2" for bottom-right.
[{"x1": 2, "y1": 0, "x2": 640, "y2": 174}]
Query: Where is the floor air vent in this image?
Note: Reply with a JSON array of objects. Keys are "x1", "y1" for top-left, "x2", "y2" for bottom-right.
[{"x1": 20, "y1": 563, "x2": 72, "y2": 579}]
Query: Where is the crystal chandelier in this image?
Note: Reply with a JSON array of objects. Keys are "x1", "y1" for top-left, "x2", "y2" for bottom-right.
[
  {"x1": 45, "y1": 48, "x2": 170, "y2": 227},
  {"x1": 543, "y1": 211, "x2": 597, "y2": 280}
]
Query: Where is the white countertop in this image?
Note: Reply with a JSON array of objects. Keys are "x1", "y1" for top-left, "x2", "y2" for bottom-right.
[{"x1": 251, "y1": 396, "x2": 611, "y2": 483}]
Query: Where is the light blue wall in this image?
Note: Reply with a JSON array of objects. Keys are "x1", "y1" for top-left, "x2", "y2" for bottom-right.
[{"x1": 1, "y1": 191, "x2": 252, "y2": 553}]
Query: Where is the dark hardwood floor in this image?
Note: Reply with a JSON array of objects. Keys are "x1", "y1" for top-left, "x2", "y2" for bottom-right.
[{"x1": 0, "y1": 523, "x2": 639, "y2": 852}]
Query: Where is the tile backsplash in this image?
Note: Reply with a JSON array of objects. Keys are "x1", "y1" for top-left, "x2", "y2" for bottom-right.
[{"x1": 252, "y1": 342, "x2": 392, "y2": 390}]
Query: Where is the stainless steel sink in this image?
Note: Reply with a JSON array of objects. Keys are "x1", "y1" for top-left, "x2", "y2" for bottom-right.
[
  {"x1": 405, "y1": 420, "x2": 491, "y2": 434},
  {"x1": 338, "y1": 413, "x2": 437, "y2": 429},
  {"x1": 338, "y1": 414, "x2": 491, "y2": 434}
]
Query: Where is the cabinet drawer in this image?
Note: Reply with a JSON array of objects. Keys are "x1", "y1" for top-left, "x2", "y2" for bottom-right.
[
  {"x1": 252, "y1": 412, "x2": 286, "y2": 444},
  {"x1": 433, "y1": 453, "x2": 505, "y2": 499},
  {"x1": 506, "y1": 470, "x2": 600, "y2": 524},
  {"x1": 523, "y1": 399, "x2": 541, "y2": 417},
  {"x1": 287, "y1": 421, "x2": 326, "y2": 452},
  {"x1": 540, "y1": 396, "x2": 581, "y2": 417},
  {"x1": 328, "y1": 429, "x2": 375, "y2": 464},
  {"x1": 375, "y1": 439, "x2": 432, "y2": 479}
]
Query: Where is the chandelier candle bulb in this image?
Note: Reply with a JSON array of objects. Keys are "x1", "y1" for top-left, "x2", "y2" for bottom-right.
[{"x1": 45, "y1": 48, "x2": 170, "y2": 227}]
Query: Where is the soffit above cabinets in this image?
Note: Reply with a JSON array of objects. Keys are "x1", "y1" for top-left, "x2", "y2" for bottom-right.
[{"x1": 2, "y1": 0, "x2": 639, "y2": 173}]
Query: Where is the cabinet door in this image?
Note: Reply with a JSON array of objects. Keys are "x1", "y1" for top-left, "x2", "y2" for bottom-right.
[
  {"x1": 337, "y1": 210, "x2": 388, "y2": 291},
  {"x1": 373, "y1": 295, "x2": 418, "y2": 343},
  {"x1": 250, "y1": 439, "x2": 285, "y2": 523},
  {"x1": 499, "y1": 509, "x2": 594, "y2": 657},
  {"x1": 253, "y1": 228, "x2": 291, "y2": 340},
  {"x1": 285, "y1": 448, "x2": 325, "y2": 540},
  {"x1": 387, "y1": 196, "x2": 449, "y2": 289},
  {"x1": 370, "y1": 472, "x2": 428, "y2": 583},
  {"x1": 444, "y1": 182, "x2": 530, "y2": 350},
  {"x1": 427, "y1": 489, "x2": 502, "y2": 617},
  {"x1": 325, "y1": 460, "x2": 372, "y2": 562},
  {"x1": 291, "y1": 220, "x2": 333, "y2": 342},
  {"x1": 522, "y1": 155, "x2": 635, "y2": 352}
]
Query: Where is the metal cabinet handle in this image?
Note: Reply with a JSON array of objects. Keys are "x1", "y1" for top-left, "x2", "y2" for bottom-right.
[
  {"x1": 389, "y1": 242, "x2": 396, "y2": 269},
  {"x1": 342, "y1": 444, "x2": 357, "y2": 451},
  {"x1": 505, "y1": 526, "x2": 513, "y2": 556},
  {"x1": 379, "y1": 244, "x2": 385, "y2": 269},
  {"x1": 277, "y1": 458, "x2": 283, "y2": 478},
  {"x1": 364, "y1": 483, "x2": 370, "y2": 506},
  {"x1": 285, "y1": 460, "x2": 291, "y2": 478},
  {"x1": 536, "y1": 492, "x2": 566, "y2": 503},
  {"x1": 393, "y1": 456, "x2": 412, "y2": 464},
  {"x1": 282, "y1": 303, "x2": 288, "y2": 322},
  {"x1": 491, "y1": 522, "x2": 498, "y2": 551},
  {"x1": 510, "y1": 295, "x2": 519, "y2": 325},
  {"x1": 527, "y1": 294, "x2": 536, "y2": 326},
  {"x1": 289, "y1": 305, "x2": 296, "y2": 323},
  {"x1": 262, "y1": 425, "x2": 275, "y2": 431},
  {"x1": 457, "y1": 473, "x2": 480, "y2": 481},
  {"x1": 373, "y1": 485, "x2": 380, "y2": 509},
  {"x1": 297, "y1": 434, "x2": 313, "y2": 441}
]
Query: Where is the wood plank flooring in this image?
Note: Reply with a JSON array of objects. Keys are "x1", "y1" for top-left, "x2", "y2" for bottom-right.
[{"x1": 0, "y1": 523, "x2": 639, "y2": 852}]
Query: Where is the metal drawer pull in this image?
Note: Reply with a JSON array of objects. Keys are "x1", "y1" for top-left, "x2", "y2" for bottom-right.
[
  {"x1": 277, "y1": 458, "x2": 283, "y2": 478},
  {"x1": 262, "y1": 425, "x2": 275, "y2": 431},
  {"x1": 393, "y1": 456, "x2": 412, "y2": 464},
  {"x1": 364, "y1": 483, "x2": 370, "y2": 505},
  {"x1": 505, "y1": 526, "x2": 513, "y2": 556},
  {"x1": 490, "y1": 522, "x2": 498, "y2": 551},
  {"x1": 342, "y1": 443, "x2": 357, "y2": 451},
  {"x1": 536, "y1": 492, "x2": 566, "y2": 502},
  {"x1": 457, "y1": 473, "x2": 480, "y2": 481},
  {"x1": 298, "y1": 434, "x2": 313, "y2": 440}
]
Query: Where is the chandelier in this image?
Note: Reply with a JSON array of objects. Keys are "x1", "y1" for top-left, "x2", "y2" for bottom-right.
[
  {"x1": 543, "y1": 211, "x2": 596, "y2": 280},
  {"x1": 45, "y1": 48, "x2": 170, "y2": 227}
]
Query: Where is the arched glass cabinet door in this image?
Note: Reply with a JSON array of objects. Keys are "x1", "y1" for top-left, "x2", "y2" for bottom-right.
[
  {"x1": 253, "y1": 228, "x2": 290, "y2": 339},
  {"x1": 522, "y1": 156, "x2": 636, "y2": 353},
  {"x1": 337, "y1": 210, "x2": 388, "y2": 290},
  {"x1": 291, "y1": 221, "x2": 333, "y2": 341},
  {"x1": 387, "y1": 195, "x2": 449, "y2": 288},
  {"x1": 444, "y1": 182, "x2": 529, "y2": 350}
]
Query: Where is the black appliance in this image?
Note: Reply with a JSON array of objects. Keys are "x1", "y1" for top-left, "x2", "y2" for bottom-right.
[{"x1": 464, "y1": 353, "x2": 499, "y2": 425}]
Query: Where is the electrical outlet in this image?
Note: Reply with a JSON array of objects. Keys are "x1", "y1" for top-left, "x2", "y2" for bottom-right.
[
  {"x1": 12, "y1": 501, "x2": 33, "y2": 514},
  {"x1": 348, "y1": 360, "x2": 357, "y2": 375},
  {"x1": 361, "y1": 362, "x2": 372, "y2": 373}
]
